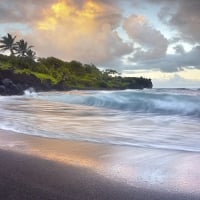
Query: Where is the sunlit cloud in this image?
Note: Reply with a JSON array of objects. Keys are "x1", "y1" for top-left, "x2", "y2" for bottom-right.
[
  {"x1": 37, "y1": 0, "x2": 102, "y2": 31},
  {"x1": 28, "y1": 0, "x2": 132, "y2": 64}
]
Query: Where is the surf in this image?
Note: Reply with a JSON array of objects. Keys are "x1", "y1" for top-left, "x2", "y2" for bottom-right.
[
  {"x1": 0, "y1": 89, "x2": 200, "y2": 152},
  {"x1": 38, "y1": 89, "x2": 200, "y2": 117}
]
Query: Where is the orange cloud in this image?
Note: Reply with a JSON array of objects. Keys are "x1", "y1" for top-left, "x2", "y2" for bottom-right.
[
  {"x1": 29, "y1": 0, "x2": 132, "y2": 64},
  {"x1": 37, "y1": 0, "x2": 120, "y2": 32}
]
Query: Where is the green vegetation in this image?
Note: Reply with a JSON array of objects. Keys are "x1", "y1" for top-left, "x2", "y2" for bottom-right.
[{"x1": 0, "y1": 33, "x2": 152, "y2": 90}]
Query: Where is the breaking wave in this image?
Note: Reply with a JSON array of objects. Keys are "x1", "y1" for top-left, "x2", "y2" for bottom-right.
[{"x1": 39, "y1": 89, "x2": 200, "y2": 117}]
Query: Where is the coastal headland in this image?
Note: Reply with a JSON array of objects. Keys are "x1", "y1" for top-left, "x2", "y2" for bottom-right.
[{"x1": 0, "y1": 54, "x2": 152, "y2": 95}]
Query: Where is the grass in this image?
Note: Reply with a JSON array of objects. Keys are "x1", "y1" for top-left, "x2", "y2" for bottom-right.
[
  {"x1": 0, "y1": 62, "x2": 12, "y2": 70},
  {"x1": 31, "y1": 72, "x2": 58, "y2": 85},
  {"x1": 14, "y1": 69, "x2": 58, "y2": 85}
]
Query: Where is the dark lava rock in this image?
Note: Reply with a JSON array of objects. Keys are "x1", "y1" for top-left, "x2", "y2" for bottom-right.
[{"x1": 0, "y1": 69, "x2": 54, "y2": 95}]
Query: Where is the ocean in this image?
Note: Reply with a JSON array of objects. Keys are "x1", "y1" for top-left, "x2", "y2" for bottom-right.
[{"x1": 0, "y1": 88, "x2": 200, "y2": 152}]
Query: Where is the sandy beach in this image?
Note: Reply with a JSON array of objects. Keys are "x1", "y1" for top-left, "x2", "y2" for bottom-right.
[{"x1": 0, "y1": 130, "x2": 199, "y2": 200}]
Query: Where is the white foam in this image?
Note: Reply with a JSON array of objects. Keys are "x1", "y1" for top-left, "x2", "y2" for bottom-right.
[{"x1": 23, "y1": 87, "x2": 37, "y2": 97}]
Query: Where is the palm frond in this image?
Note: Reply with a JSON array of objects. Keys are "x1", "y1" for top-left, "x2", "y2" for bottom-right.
[{"x1": 0, "y1": 33, "x2": 16, "y2": 55}]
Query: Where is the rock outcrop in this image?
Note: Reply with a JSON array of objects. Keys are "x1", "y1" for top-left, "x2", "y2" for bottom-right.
[{"x1": 0, "y1": 70, "x2": 53, "y2": 95}]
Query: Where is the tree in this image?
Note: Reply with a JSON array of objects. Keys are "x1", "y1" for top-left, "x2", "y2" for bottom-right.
[
  {"x1": 0, "y1": 33, "x2": 16, "y2": 56},
  {"x1": 26, "y1": 49, "x2": 36, "y2": 60},
  {"x1": 104, "y1": 69, "x2": 120, "y2": 76},
  {"x1": 15, "y1": 39, "x2": 33, "y2": 57}
]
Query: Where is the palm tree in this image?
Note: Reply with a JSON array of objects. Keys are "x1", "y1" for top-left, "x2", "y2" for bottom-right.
[
  {"x1": 26, "y1": 49, "x2": 36, "y2": 60},
  {"x1": 15, "y1": 39, "x2": 34, "y2": 57},
  {"x1": 0, "y1": 33, "x2": 16, "y2": 56}
]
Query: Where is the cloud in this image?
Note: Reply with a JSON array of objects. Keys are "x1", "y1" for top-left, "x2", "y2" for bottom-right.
[
  {"x1": 25, "y1": 0, "x2": 133, "y2": 65},
  {"x1": 123, "y1": 15, "x2": 168, "y2": 61},
  {"x1": 158, "y1": 0, "x2": 200, "y2": 43},
  {"x1": 124, "y1": 45, "x2": 200, "y2": 73},
  {"x1": 173, "y1": 45, "x2": 185, "y2": 55},
  {"x1": 0, "y1": 0, "x2": 55, "y2": 24}
]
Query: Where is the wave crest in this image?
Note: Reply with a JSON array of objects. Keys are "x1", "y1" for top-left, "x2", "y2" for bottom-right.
[{"x1": 39, "y1": 90, "x2": 200, "y2": 117}]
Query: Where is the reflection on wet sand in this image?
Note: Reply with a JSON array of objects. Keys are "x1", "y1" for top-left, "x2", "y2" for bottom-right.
[{"x1": 0, "y1": 130, "x2": 200, "y2": 196}]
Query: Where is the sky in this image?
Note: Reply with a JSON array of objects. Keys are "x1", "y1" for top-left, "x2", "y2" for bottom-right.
[{"x1": 0, "y1": 0, "x2": 200, "y2": 88}]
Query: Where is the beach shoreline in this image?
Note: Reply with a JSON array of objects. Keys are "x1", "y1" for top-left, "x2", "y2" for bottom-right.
[{"x1": 0, "y1": 129, "x2": 200, "y2": 199}]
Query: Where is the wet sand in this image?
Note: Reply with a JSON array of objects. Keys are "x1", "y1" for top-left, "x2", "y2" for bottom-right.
[{"x1": 0, "y1": 130, "x2": 199, "y2": 200}]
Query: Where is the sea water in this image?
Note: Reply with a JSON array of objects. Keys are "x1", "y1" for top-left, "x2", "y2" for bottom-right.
[{"x1": 0, "y1": 89, "x2": 200, "y2": 152}]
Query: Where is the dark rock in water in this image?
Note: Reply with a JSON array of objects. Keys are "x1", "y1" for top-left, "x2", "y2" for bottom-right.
[
  {"x1": 0, "y1": 69, "x2": 53, "y2": 95},
  {"x1": 2, "y1": 78, "x2": 13, "y2": 87},
  {"x1": 0, "y1": 78, "x2": 21, "y2": 95},
  {"x1": 0, "y1": 85, "x2": 6, "y2": 95}
]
